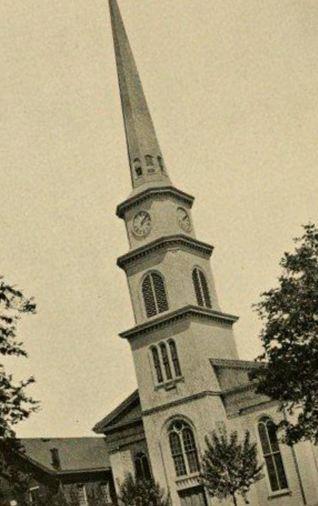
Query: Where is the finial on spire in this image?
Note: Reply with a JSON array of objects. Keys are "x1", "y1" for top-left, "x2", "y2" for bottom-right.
[{"x1": 109, "y1": 0, "x2": 171, "y2": 191}]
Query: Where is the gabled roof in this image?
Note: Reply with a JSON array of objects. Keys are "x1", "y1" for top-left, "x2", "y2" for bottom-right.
[
  {"x1": 21, "y1": 437, "x2": 110, "y2": 473},
  {"x1": 93, "y1": 390, "x2": 142, "y2": 434}
]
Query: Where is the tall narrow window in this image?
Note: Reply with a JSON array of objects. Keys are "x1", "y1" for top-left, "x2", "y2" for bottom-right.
[
  {"x1": 151, "y1": 347, "x2": 163, "y2": 383},
  {"x1": 142, "y1": 272, "x2": 168, "y2": 318},
  {"x1": 168, "y1": 420, "x2": 199, "y2": 477},
  {"x1": 168, "y1": 340, "x2": 182, "y2": 377},
  {"x1": 134, "y1": 452, "x2": 152, "y2": 481},
  {"x1": 158, "y1": 156, "x2": 164, "y2": 172},
  {"x1": 258, "y1": 417, "x2": 288, "y2": 492},
  {"x1": 192, "y1": 268, "x2": 211, "y2": 308},
  {"x1": 160, "y1": 342, "x2": 172, "y2": 380},
  {"x1": 133, "y1": 158, "x2": 142, "y2": 177}
]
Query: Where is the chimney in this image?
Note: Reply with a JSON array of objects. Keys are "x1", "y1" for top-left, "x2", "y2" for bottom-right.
[{"x1": 50, "y1": 447, "x2": 61, "y2": 470}]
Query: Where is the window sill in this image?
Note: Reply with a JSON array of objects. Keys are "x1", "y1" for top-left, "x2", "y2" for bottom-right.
[
  {"x1": 175, "y1": 472, "x2": 201, "y2": 491},
  {"x1": 268, "y1": 489, "x2": 291, "y2": 500},
  {"x1": 155, "y1": 376, "x2": 184, "y2": 391}
]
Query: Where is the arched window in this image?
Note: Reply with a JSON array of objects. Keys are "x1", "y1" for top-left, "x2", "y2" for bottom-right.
[
  {"x1": 168, "y1": 340, "x2": 182, "y2": 377},
  {"x1": 160, "y1": 342, "x2": 172, "y2": 381},
  {"x1": 151, "y1": 347, "x2": 163, "y2": 383},
  {"x1": 142, "y1": 272, "x2": 169, "y2": 318},
  {"x1": 258, "y1": 417, "x2": 288, "y2": 492},
  {"x1": 145, "y1": 155, "x2": 154, "y2": 166},
  {"x1": 134, "y1": 452, "x2": 152, "y2": 481},
  {"x1": 168, "y1": 420, "x2": 199, "y2": 477},
  {"x1": 192, "y1": 268, "x2": 211, "y2": 308},
  {"x1": 133, "y1": 158, "x2": 142, "y2": 177}
]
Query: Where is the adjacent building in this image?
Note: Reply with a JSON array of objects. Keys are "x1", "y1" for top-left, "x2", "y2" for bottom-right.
[{"x1": 0, "y1": 438, "x2": 116, "y2": 505}]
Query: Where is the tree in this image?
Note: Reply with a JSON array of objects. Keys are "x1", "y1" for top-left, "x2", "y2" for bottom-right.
[
  {"x1": 118, "y1": 473, "x2": 170, "y2": 506},
  {"x1": 252, "y1": 224, "x2": 318, "y2": 445},
  {"x1": 201, "y1": 428, "x2": 263, "y2": 506},
  {"x1": 0, "y1": 277, "x2": 37, "y2": 484}
]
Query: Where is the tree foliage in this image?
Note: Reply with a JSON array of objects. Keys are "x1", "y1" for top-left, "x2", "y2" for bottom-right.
[
  {"x1": 201, "y1": 428, "x2": 263, "y2": 506},
  {"x1": 252, "y1": 224, "x2": 318, "y2": 445},
  {"x1": 118, "y1": 473, "x2": 169, "y2": 506},
  {"x1": 0, "y1": 277, "x2": 37, "y2": 483}
]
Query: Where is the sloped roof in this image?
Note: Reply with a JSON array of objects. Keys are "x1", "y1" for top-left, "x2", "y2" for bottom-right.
[
  {"x1": 93, "y1": 390, "x2": 142, "y2": 434},
  {"x1": 21, "y1": 437, "x2": 110, "y2": 473},
  {"x1": 210, "y1": 358, "x2": 265, "y2": 370}
]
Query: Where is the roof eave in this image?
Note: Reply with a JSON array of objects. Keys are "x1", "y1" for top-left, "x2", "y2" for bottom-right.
[
  {"x1": 119, "y1": 305, "x2": 239, "y2": 341},
  {"x1": 116, "y1": 186, "x2": 194, "y2": 218}
]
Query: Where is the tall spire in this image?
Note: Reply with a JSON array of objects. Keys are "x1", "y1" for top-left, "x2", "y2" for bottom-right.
[{"x1": 109, "y1": 0, "x2": 171, "y2": 192}]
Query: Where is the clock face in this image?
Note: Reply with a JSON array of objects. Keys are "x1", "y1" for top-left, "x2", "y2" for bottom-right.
[
  {"x1": 132, "y1": 211, "x2": 152, "y2": 237},
  {"x1": 177, "y1": 207, "x2": 192, "y2": 232}
]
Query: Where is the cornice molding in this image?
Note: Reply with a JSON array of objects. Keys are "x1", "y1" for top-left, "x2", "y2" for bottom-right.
[
  {"x1": 210, "y1": 358, "x2": 266, "y2": 371},
  {"x1": 116, "y1": 186, "x2": 194, "y2": 218},
  {"x1": 117, "y1": 235, "x2": 214, "y2": 270},
  {"x1": 119, "y1": 305, "x2": 239, "y2": 340},
  {"x1": 142, "y1": 390, "x2": 221, "y2": 417}
]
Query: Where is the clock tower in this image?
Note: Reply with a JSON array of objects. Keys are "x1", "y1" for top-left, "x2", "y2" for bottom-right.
[{"x1": 110, "y1": 0, "x2": 239, "y2": 501}]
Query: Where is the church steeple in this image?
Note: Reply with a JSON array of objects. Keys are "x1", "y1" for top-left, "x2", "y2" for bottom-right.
[{"x1": 109, "y1": 0, "x2": 171, "y2": 192}]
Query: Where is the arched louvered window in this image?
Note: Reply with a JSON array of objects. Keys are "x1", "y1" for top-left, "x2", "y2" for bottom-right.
[
  {"x1": 258, "y1": 417, "x2": 288, "y2": 492},
  {"x1": 168, "y1": 340, "x2": 182, "y2": 377},
  {"x1": 192, "y1": 268, "x2": 211, "y2": 308},
  {"x1": 134, "y1": 452, "x2": 152, "y2": 481},
  {"x1": 160, "y1": 342, "x2": 172, "y2": 381},
  {"x1": 169, "y1": 420, "x2": 199, "y2": 477},
  {"x1": 142, "y1": 272, "x2": 168, "y2": 318},
  {"x1": 151, "y1": 347, "x2": 163, "y2": 384}
]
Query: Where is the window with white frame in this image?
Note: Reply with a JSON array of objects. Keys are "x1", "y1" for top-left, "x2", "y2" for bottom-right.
[
  {"x1": 142, "y1": 272, "x2": 169, "y2": 318},
  {"x1": 28, "y1": 487, "x2": 40, "y2": 505},
  {"x1": 168, "y1": 420, "x2": 199, "y2": 477},
  {"x1": 258, "y1": 417, "x2": 288, "y2": 493},
  {"x1": 150, "y1": 339, "x2": 182, "y2": 384},
  {"x1": 192, "y1": 267, "x2": 211, "y2": 308}
]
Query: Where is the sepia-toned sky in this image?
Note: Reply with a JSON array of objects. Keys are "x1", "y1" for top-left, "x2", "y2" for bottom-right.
[{"x1": 1, "y1": 0, "x2": 318, "y2": 437}]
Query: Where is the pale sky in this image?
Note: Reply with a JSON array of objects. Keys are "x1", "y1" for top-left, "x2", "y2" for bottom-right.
[{"x1": 1, "y1": 0, "x2": 317, "y2": 437}]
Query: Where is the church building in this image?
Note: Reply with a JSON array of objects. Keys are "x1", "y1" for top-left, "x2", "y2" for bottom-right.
[{"x1": 94, "y1": 2, "x2": 318, "y2": 505}]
